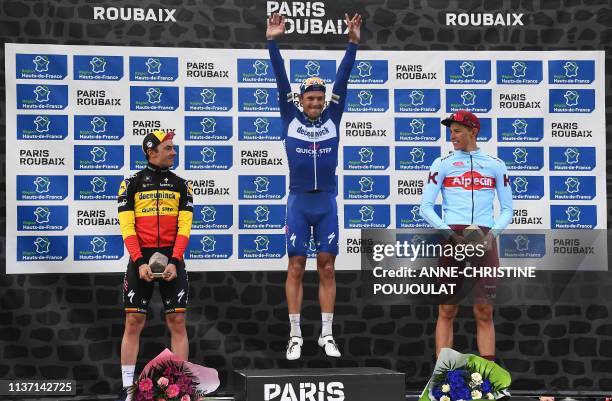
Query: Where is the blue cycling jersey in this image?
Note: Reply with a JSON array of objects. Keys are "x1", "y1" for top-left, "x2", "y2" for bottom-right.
[
  {"x1": 420, "y1": 149, "x2": 513, "y2": 235},
  {"x1": 268, "y1": 40, "x2": 357, "y2": 193}
]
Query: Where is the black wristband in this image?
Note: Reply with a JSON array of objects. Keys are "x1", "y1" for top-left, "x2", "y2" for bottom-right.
[
  {"x1": 134, "y1": 257, "x2": 147, "y2": 268},
  {"x1": 169, "y1": 257, "x2": 182, "y2": 268}
]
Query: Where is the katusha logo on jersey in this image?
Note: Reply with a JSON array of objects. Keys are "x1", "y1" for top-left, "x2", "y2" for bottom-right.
[
  {"x1": 17, "y1": 114, "x2": 68, "y2": 140},
  {"x1": 395, "y1": 146, "x2": 440, "y2": 170},
  {"x1": 396, "y1": 204, "x2": 442, "y2": 228},
  {"x1": 239, "y1": 204, "x2": 285, "y2": 229},
  {"x1": 129, "y1": 145, "x2": 179, "y2": 171},
  {"x1": 497, "y1": 118, "x2": 544, "y2": 142},
  {"x1": 74, "y1": 145, "x2": 124, "y2": 170},
  {"x1": 500, "y1": 234, "x2": 545, "y2": 258},
  {"x1": 238, "y1": 116, "x2": 283, "y2": 141},
  {"x1": 74, "y1": 235, "x2": 124, "y2": 260},
  {"x1": 550, "y1": 176, "x2": 596, "y2": 200},
  {"x1": 17, "y1": 235, "x2": 68, "y2": 261},
  {"x1": 237, "y1": 58, "x2": 275, "y2": 83},
  {"x1": 184, "y1": 145, "x2": 232, "y2": 170},
  {"x1": 509, "y1": 176, "x2": 544, "y2": 200},
  {"x1": 184, "y1": 87, "x2": 232, "y2": 111},
  {"x1": 184, "y1": 116, "x2": 232, "y2": 141},
  {"x1": 343, "y1": 175, "x2": 390, "y2": 200},
  {"x1": 445, "y1": 89, "x2": 492, "y2": 113},
  {"x1": 551, "y1": 205, "x2": 597, "y2": 229},
  {"x1": 237, "y1": 87, "x2": 280, "y2": 112},
  {"x1": 16, "y1": 54, "x2": 67, "y2": 80},
  {"x1": 74, "y1": 115, "x2": 124, "y2": 140},
  {"x1": 74, "y1": 175, "x2": 123, "y2": 200},
  {"x1": 17, "y1": 175, "x2": 68, "y2": 201},
  {"x1": 17, "y1": 205, "x2": 68, "y2": 231},
  {"x1": 344, "y1": 204, "x2": 390, "y2": 229},
  {"x1": 442, "y1": 171, "x2": 496, "y2": 191},
  {"x1": 497, "y1": 146, "x2": 544, "y2": 171},
  {"x1": 290, "y1": 59, "x2": 336, "y2": 83},
  {"x1": 548, "y1": 147, "x2": 595, "y2": 171},
  {"x1": 130, "y1": 86, "x2": 179, "y2": 111},
  {"x1": 444, "y1": 60, "x2": 491, "y2": 84},
  {"x1": 394, "y1": 89, "x2": 440, "y2": 113},
  {"x1": 496, "y1": 60, "x2": 543, "y2": 84},
  {"x1": 238, "y1": 175, "x2": 286, "y2": 200},
  {"x1": 548, "y1": 60, "x2": 595, "y2": 84},
  {"x1": 395, "y1": 117, "x2": 441, "y2": 142},
  {"x1": 129, "y1": 56, "x2": 178, "y2": 81},
  {"x1": 349, "y1": 60, "x2": 388, "y2": 84},
  {"x1": 343, "y1": 146, "x2": 389, "y2": 170},
  {"x1": 549, "y1": 89, "x2": 595, "y2": 113},
  {"x1": 238, "y1": 234, "x2": 285, "y2": 259},
  {"x1": 73, "y1": 55, "x2": 123, "y2": 80},
  {"x1": 192, "y1": 205, "x2": 233, "y2": 230},
  {"x1": 345, "y1": 89, "x2": 389, "y2": 112},
  {"x1": 185, "y1": 234, "x2": 232, "y2": 259},
  {"x1": 17, "y1": 84, "x2": 68, "y2": 110}
]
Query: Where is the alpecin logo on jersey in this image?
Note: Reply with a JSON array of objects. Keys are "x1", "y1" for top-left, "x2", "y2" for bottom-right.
[{"x1": 443, "y1": 171, "x2": 496, "y2": 190}]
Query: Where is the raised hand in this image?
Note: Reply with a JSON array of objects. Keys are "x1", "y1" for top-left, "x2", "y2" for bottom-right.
[
  {"x1": 266, "y1": 13, "x2": 286, "y2": 40},
  {"x1": 345, "y1": 13, "x2": 362, "y2": 44}
]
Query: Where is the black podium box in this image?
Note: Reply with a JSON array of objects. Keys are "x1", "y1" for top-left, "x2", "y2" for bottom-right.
[{"x1": 234, "y1": 367, "x2": 405, "y2": 401}]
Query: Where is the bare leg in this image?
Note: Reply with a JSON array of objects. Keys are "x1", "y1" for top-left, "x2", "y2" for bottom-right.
[
  {"x1": 473, "y1": 303, "x2": 495, "y2": 357},
  {"x1": 286, "y1": 256, "x2": 307, "y2": 314},
  {"x1": 317, "y1": 252, "x2": 336, "y2": 313},
  {"x1": 435, "y1": 304, "x2": 459, "y2": 357},
  {"x1": 120, "y1": 313, "x2": 146, "y2": 365},
  {"x1": 165, "y1": 312, "x2": 188, "y2": 360}
]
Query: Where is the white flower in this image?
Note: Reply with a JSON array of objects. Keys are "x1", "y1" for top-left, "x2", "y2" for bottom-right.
[
  {"x1": 471, "y1": 373, "x2": 483, "y2": 383},
  {"x1": 441, "y1": 384, "x2": 451, "y2": 393},
  {"x1": 471, "y1": 390, "x2": 483, "y2": 399},
  {"x1": 440, "y1": 396, "x2": 450, "y2": 401},
  {"x1": 487, "y1": 393, "x2": 495, "y2": 400}
]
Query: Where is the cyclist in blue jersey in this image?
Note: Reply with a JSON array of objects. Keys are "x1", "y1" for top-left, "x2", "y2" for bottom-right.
[
  {"x1": 267, "y1": 12, "x2": 361, "y2": 360},
  {"x1": 420, "y1": 110, "x2": 513, "y2": 361}
]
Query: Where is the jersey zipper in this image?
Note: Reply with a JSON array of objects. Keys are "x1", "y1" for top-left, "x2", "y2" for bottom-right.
[
  {"x1": 156, "y1": 184, "x2": 160, "y2": 248},
  {"x1": 469, "y1": 154, "x2": 474, "y2": 225},
  {"x1": 313, "y1": 124, "x2": 318, "y2": 190}
]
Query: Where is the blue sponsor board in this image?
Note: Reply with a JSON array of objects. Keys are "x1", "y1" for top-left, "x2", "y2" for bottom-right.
[
  {"x1": 74, "y1": 145, "x2": 124, "y2": 170},
  {"x1": 185, "y1": 116, "x2": 232, "y2": 141},
  {"x1": 396, "y1": 204, "x2": 441, "y2": 228},
  {"x1": 499, "y1": 234, "x2": 546, "y2": 258},
  {"x1": 550, "y1": 176, "x2": 596, "y2": 200},
  {"x1": 185, "y1": 145, "x2": 232, "y2": 170},
  {"x1": 129, "y1": 56, "x2": 178, "y2": 81},
  {"x1": 238, "y1": 175, "x2": 286, "y2": 200},
  {"x1": 509, "y1": 176, "x2": 544, "y2": 200},
  {"x1": 497, "y1": 147, "x2": 544, "y2": 171},
  {"x1": 74, "y1": 115, "x2": 124, "y2": 140},
  {"x1": 237, "y1": 58, "x2": 275, "y2": 83},
  {"x1": 290, "y1": 59, "x2": 336, "y2": 84},
  {"x1": 549, "y1": 89, "x2": 595, "y2": 113},
  {"x1": 496, "y1": 60, "x2": 543, "y2": 84},
  {"x1": 239, "y1": 234, "x2": 286, "y2": 259},
  {"x1": 343, "y1": 146, "x2": 389, "y2": 170},
  {"x1": 395, "y1": 146, "x2": 440, "y2": 170},
  {"x1": 130, "y1": 145, "x2": 179, "y2": 171},
  {"x1": 17, "y1": 175, "x2": 68, "y2": 201},
  {"x1": 349, "y1": 60, "x2": 388, "y2": 84},
  {"x1": 17, "y1": 236, "x2": 68, "y2": 261},
  {"x1": 344, "y1": 204, "x2": 390, "y2": 229},
  {"x1": 17, "y1": 205, "x2": 68, "y2": 231},
  {"x1": 497, "y1": 118, "x2": 544, "y2": 142},
  {"x1": 445, "y1": 60, "x2": 491, "y2": 84},
  {"x1": 238, "y1": 88, "x2": 279, "y2": 112},
  {"x1": 239, "y1": 205, "x2": 286, "y2": 229},
  {"x1": 187, "y1": 234, "x2": 233, "y2": 259},
  {"x1": 17, "y1": 84, "x2": 68, "y2": 110},
  {"x1": 548, "y1": 60, "x2": 595, "y2": 84},
  {"x1": 549, "y1": 147, "x2": 595, "y2": 171},
  {"x1": 185, "y1": 87, "x2": 232, "y2": 111},
  {"x1": 17, "y1": 114, "x2": 68, "y2": 140},
  {"x1": 130, "y1": 86, "x2": 179, "y2": 111},
  {"x1": 345, "y1": 89, "x2": 389, "y2": 112},
  {"x1": 74, "y1": 235, "x2": 124, "y2": 260},
  {"x1": 193, "y1": 205, "x2": 233, "y2": 230},
  {"x1": 73, "y1": 55, "x2": 123, "y2": 80},
  {"x1": 343, "y1": 175, "x2": 390, "y2": 200},
  {"x1": 74, "y1": 175, "x2": 123, "y2": 200},
  {"x1": 551, "y1": 205, "x2": 597, "y2": 229},
  {"x1": 445, "y1": 118, "x2": 492, "y2": 142},
  {"x1": 394, "y1": 89, "x2": 440, "y2": 113},
  {"x1": 16, "y1": 54, "x2": 67, "y2": 80},
  {"x1": 395, "y1": 118, "x2": 441, "y2": 142},
  {"x1": 446, "y1": 89, "x2": 492, "y2": 113},
  {"x1": 238, "y1": 117, "x2": 283, "y2": 141}
]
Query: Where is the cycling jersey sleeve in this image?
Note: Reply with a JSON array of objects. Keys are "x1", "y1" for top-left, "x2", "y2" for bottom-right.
[
  {"x1": 171, "y1": 180, "x2": 194, "y2": 266},
  {"x1": 268, "y1": 39, "x2": 296, "y2": 135},
  {"x1": 491, "y1": 161, "x2": 513, "y2": 236},
  {"x1": 329, "y1": 42, "x2": 357, "y2": 124},
  {"x1": 118, "y1": 176, "x2": 146, "y2": 268},
  {"x1": 420, "y1": 157, "x2": 451, "y2": 231}
]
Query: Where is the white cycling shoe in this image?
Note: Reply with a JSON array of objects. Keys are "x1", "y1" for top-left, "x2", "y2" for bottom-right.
[
  {"x1": 286, "y1": 336, "x2": 303, "y2": 360},
  {"x1": 318, "y1": 334, "x2": 341, "y2": 358}
]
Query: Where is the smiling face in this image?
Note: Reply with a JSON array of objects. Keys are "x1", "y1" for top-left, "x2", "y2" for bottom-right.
[
  {"x1": 147, "y1": 139, "x2": 176, "y2": 168},
  {"x1": 449, "y1": 122, "x2": 478, "y2": 151},
  {"x1": 300, "y1": 91, "x2": 325, "y2": 120}
]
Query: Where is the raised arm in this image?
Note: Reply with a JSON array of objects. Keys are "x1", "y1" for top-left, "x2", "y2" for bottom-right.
[
  {"x1": 330, "y1": 13, "x2": 361, "y2": 117},
  {"x1": 267, "y1": 13, "x2": 294, "y2": 118}
]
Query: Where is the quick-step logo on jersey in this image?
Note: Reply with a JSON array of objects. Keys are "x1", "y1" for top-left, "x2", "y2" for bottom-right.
[
  {"x1": 499, "y1": 234, "x2": 546, "y2": 258},
  {"x1": 192, "y1": 205, "x2": 233, "y2": 230},
  {"x1": 16, "y1": 54, "x2": 67, "y2": 80},
  {"x1": 238, "y1": 117, "x2": 283, "y2": 141},
  {"x1": 445, "y1": 118, "x2": 492, "y2": 142},
  {"x1": 343, "y1": 146, "x2": 389, "y2": 170},
  {"x1": 549, "y1": 147, "x2": 595, "y2": 171},
  {"x1": 290, "y1": 59, "x2": 337, "y2": 83},
  {"x1": 129, "y1": 56, "x2": 178, "y2": 81},
  {"x1": 349, "y1": 60, "x2": 388, "y2": 84},
  {"x1": 443, "y1": 171, "x2": 496, "y2": 190},
  {"x1": 238, "y1": 175, "x2": 286, "y2": 200},
  {"x1": 395, "y1": 146, "x2": 440, "y2": 170},
  {"x1": 185, "y1": 116, "x2": 232, "y2": 141},
  {"x1": 74, "y1": 115, "x2": 124, "y2": 140},
  {"x1": 344, "y1": 89, "x2": 389, "y2": 112},
  {"x1": 130, "y1": 86, "x2": 179, "y2": 111},
  {"x1": 343, "y1": 175, "x2": 390, "y2": 200},
  {"x1": 497, "y1": 146, "x2": 544, "y2": 171},
  {"x1": 549, "y1": 89, "x2": 595, "y2": 113},
  {"x1": 185, "y1": 145, "x2": 232, "y2": 170},
  {"x1": 550, "y1": 176, "x2": 596, "y2": 200},
  {"x1": 74, "y1": 145, "x2": 124, "y2": 170},
  {"x1": 74, "y1": 55, "x2": 123, "y2": 80},
  {"x1": 496, "y1": 60, "x2": 543, "y2": 84},
  {"x1": 17, "y1": 175, "x2": 68, "y2": 201},
  {"x1": 130, "y1": 145, "x2": 179, "y2": 171},
  {"x1": 74, "y1": 175, "x2": 123, "y2": 200},
  {"x1": 548, "y1": 60, "x2": 595, "y2": 84},
  {"x1": 396, "y1": 204, "x2": 442, "y2": 228},
  {"x1": 509, "y1": 176, "x2": 544, "y2": 200},
  {"x1": 17, "y1": 235, "x2": 68, "y2": 261},
  {"x1": 446, "y1": 89, "x2": 492, "y2": 113},
  {"x1": 186, "y1": 234, "x2": 232, "y2": 259},
  {"x1": 445, "y1": 60, "x2": 491, "y2": 84},
  {"x1": 17, "y1": 114, "x2": 68, "y2": 140},
  {"x1": 344, "y1": 204, "x2": 390, "y2": 228},
  {"x1": 239, "y1": 234, "x2": 285, "y2": 259},
  {"x1": 394, "y1": 89, "x2": 440, "y2": 113},
  {"x1": 551, "y1": 205, "x2": 597, "y2": 229},
  {"x1": 239, "y1": 205, "x2": 286, "y2": 229},
  {"x1": 238, "y1": 88, "x2": 280, "y2": 112},
  {"x1": 17, "y1": 84, "x2": 68, "y2": 110},
  {"x1": 185, "y1": 87, "x2": 232, "y2": 111},
  {"x1": 237, "y1": 58, "x2": 275, "y2": 83},
  {"x1": 74, "y1": 235, "x2": 124, "y2": 260},
  {"x1": 497, "y1": 118, "x2": 544, "y2": 142},
  {"x1": 17, "y1": 205, "x2": 68, "y2": 231},
  {"x1": 395, "y1": 118, "x2": 441, "y2": 141}
]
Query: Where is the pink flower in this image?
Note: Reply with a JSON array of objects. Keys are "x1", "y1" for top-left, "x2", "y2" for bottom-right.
[
  {"x1": 166, "y1": 384, "x2": 180, "y2": 398},
  {"x1": 181, "y1": 395, "x2": 191, "y2": 401},
  {"x1": 157, "y1": 377, "x2": 169, "y2": 387},
  {"x1": 139, "y1": 378, "x2": 154, "y2": 392}
]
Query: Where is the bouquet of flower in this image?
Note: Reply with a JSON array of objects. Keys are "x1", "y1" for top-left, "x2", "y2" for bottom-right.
[
  {"x1": 131, "y1": 349, "x2": 220, "y2": 401},
  {"x1": 419, "y1": 348, "x2": 511, "y2": 401}
]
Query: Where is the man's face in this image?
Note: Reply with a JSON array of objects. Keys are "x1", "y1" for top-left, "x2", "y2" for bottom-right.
[
  {"x1": 148, "y1": 139, "x2": 176, "y2": 168},
  {"x1": 449, "y1": 122, "x2": 478, "y2": 151},
  {"x1": 300, "y1": 91, "x2": 325, "y2": 120}
]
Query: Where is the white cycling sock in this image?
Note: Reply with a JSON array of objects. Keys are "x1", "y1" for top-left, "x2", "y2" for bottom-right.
[
  {"x1": 121, "y1": 365, "x2": 135, "y2": 387},
  {"x1": 321, "y1": 313, "x2": 334, "y2": 337},
  {"x1": 289, "y1": 314, "x2": 301, "y2": 337}
]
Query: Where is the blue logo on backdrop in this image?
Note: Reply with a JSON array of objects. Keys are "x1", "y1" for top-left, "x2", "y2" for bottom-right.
[
  {"x1": 185, "y1": 146, "x2": 233, "y2": 170},
  {"x1": 396, "y1": 204, "x2": 442, "y2": 228},
  {"x1": 496, "y1": 60, "x2": 543, "y2": 84},
  {"x1": 185, "y1": 87, "x2": 233, "y2": 111},
  {"x1": 349, "y1": 60, "x2": 388, "y2": 84},
  {"x1": 185, "y1": 116, "x2": 232, "y2": 141},
  {"x1": 343, "y1": 175, "x2": 390, "y2": 200},
  {"x1": 187, "y1": 234, "x2": 233, "y2": 259},
  {"x1": 130, "y1": 145, "x2": 179, "y2": 170},
  {"x1": 16, "y1": 54, "x2": 67, "y2": 79},
  {"x1": 344, "y1": 205, "x2": 390, "y2": 228},
  {"x1": 497, "y1": 118, "x2": 544, "y2": 142},
  {"x1": 239, "y1": 205, "x2": 286, "y2": 229},
  {"x1": 497, "y1": 147, "x2": 544, "y2": 171},
  {"x1": 549, "y1": 89, "x2": 595, "y2": 113},
  {"x1": 130, "y1": 86, "x2": 179, "y2": 111},
  {"x1": 445, "y1": 60, "x2": 491, "y2": 84},
  {"x1": 193, "y1": 205, "x2": 233, "y2": 230},
  {"x1": 74, "y1": 145, "x2": 124, "y2": 170},
  {"x1": 73, "y1": 55, "x2": 123, "y2": 80},
  {"x1": 395, "y1": 146, "x2": 440, "y2": 170},
  {"x1": 509, "y1": 176, "x2": 544, "y2": 200},
  {"x1": 238, "y1": 117, "x2": 283, "y2": 141},
  {"x1": 549, "y1": 147, "x2": 595, "y2": 171},
  {"x1": 550, "y1": 176, "x2": 596, "y2": 200},
  {"x1": 17, "y1": 114, "x2": 68, "y2": 140},
  {"x1": 500, "y1": 234, "x2": 546, "y2": 258},
  {"x1": 74, "y1": 115, "x2": 124, "y2": 140},
  {"x1": 394, "y1": 89, "x2": 440, "y2": 113},
  {"x1": 239, "y1": 234, "x2": 286, "y2": 259},
  {"x1": 290, "y1": 59, "x2": 336, "y2": 83},
  {"x1": 345, "y1": 89, "x2": 389, "y2": 112},
  {"x1": 548, "y1": 60, "x2": 595, "y2": 84},
  {"x1": 74, "y1": 175, "x2": 123, "y2": 200},
  {"x1": 445, "y1": 118, "x2": 492, "y2": 142},
  {"x1": 446, "y1": 89, "x2": 492, "y2": 113},
  {"x1": 17, "y1": 84, "x2": 68, "y2": 109},
  {"x1": 343, "y1": 146, "x2": 389, "y2": 170},
  {"x1": 129, "y1": 56, "x2": 178, "y2": 81},
  {"x1": 17, "y1": 236, "x2": 68, "y2": 261},
  {"x1": 74, "y1": 235, "x2": 124, "y2": 260},
  {"x1": 395, "y1": 118, "x2": 441, "y2": 142},
  {"x1": 551, "y1": 205, "x2": 597, "y2": 229},
  {"x1": 238, "y1": 88, "x2": 280, "y2": 112},
  {"x1": 17, "y1": 205, "x2": 68, "y2": 231},
  {"x1": 238, "y1": 175, "x2": 286, "y2": 200},
  {"x1": 237, "y1": 58, "x2": 275, "y2": 83},
  {"x1": 17, "y1": 175, "x2": 68, "y2": 201}
]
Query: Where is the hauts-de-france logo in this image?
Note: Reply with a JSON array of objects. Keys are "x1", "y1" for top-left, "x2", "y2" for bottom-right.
[
  {"x1": 73, "y1": 55, "x2": 123, "y2": 80},
  {"x1": 350, "y1": 60, "x2": 388, "y2": 84},
  {"x1": 551, "y1": 205, "x2": 597, "y2": 229},
  {"x1": 446, "y1": 89, "x2": 491, "y2": 113},
  {"x1": 17, "y1": 84, "x2": 68, "y2": 109},
  {"x1": 238, "y1": 175, "x2": 285, "y2": 200},
  {"x1": 394, "y1": 89, "x2": 440, "y2": 113},
  {"x1": 201, "y1": 117, "x2": 216, "y2": 133},
  {"x1": 90, "y1": 56, "x2": 107, "y2": 73},
  {"x1": 549, "y1": 147, "x2": 595, "y2": 171},
  {"x1": 130, "y1": 86, "x2": 179, "y2": 111},
  {"x1": 238, "y1": 88, "x2": 279, "y2": 112},
  {"x1": 253, "y1": 59, "x2": 268, "y2": 76},
  {"x1": 394, "y1": 117, "x2": 441, "y2": 142},
  {"x1": 357, "y1": 61, "x2": 371, "y2": 77},
  {"x1": 16, "y1": 54, "x2": 67, "y2": 79},
  {"x1": 129, "y1": 56, "x2": 178, "y2": 81},
  {"x1": 33, "y1": 55, "x2": 50, "y2": 72},
  {"x1": 201, "y1": 235, "x2": 216, "y2": 252},
  {"x1": 498, "y1": 146, "x2": 544, "y2": 171},
  {"x1": 344, "y1": 204, "x2": 390, "y2": 228},
  {"x1": 237, "y1": 58, "x2": 275, "y2": 83},
  {"x1": 358, "y1": 90, "x2": 373, "y2": 106},
  {"x1": 184, "y1": 146, "x2": 232, "y2": 170},
  {"x1": 509, "y1": 176, "x2": 544, "y2": 200},
  {"x1": 497, "y1": 118, "x2": 543, "y2": 142},
  {"x1": 346, "y1": 89, "x2": 389, "y2": 112},
  {"x1": 548, "y1": 60, "x2": 594, "y2": 84},
  {"x1": 496, "y1": 60, "x2": 542, "y2": 84},
  {"x1": 185, "y1": 116, "x2": 232, "y2": 141},
  {"x1": 550, "y1": 175, "x2": 595, "y2": 200},
  {"x1": 549, "y1": 89, "x2": 595, "y2": 113},
  {"x1": 17, "y1": 235, "x2": 68, "y2": 261},
  {"x1": 186, "y1": 234, "x2": 232, "y2": 259},
  {"x1": 445, "y1": 60, "x2": 491, "y2": 84},
  {"x1": 18, "y1": 114, "x2": 68, "y2": 140},
  {"x1": 395, "y1": 146, "x2": 440, "y2": 170}
]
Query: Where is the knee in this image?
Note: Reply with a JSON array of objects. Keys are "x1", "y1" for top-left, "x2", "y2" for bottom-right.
[
  {"x1": 287, "y1": 262, "x2": 305, "y2": 282},
  {"x1": 166, "y1": 313, "x2": 186, "y2": 334},
  {"x1": 473, "y1": 304, "x2": 493, "y2": 323},
  {"x1": 438, "y1": 305, "x2": 459, "y2": 320},
  {"x1": 317, "y1": 263, "x2": 335, "y2": 283},
  {"x1": 125, "y1": 314, "x2": 146, "y2": 334}
]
